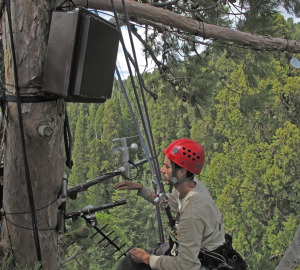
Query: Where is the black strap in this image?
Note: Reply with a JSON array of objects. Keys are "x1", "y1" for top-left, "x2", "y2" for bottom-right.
[
  {"x1": 6, "y1": 94, "x2": 58, "y2": 103},
  {"x1": 199, "y1": 234, "x2": 247, "y2": 270},
  {"x1": 64, "y1": 111, "x2": 73, "y2": 169},
  {"x1": 199, "y1": 244, "x2": 228, "y2": 268}
]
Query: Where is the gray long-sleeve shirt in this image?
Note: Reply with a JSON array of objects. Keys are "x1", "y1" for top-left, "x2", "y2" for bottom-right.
[{"x1": 137, "y1": 179, "x2": 225, "y2": 270}]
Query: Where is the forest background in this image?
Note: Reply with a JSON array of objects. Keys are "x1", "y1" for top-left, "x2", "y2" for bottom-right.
[{"x1": 60, "y1": 13, "x2": 300, "y2": 270}]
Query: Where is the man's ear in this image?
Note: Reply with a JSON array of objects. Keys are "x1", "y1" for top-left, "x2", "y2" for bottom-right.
[{"x1": 178, "y1": 168, "x2": 187, "y2": 179}]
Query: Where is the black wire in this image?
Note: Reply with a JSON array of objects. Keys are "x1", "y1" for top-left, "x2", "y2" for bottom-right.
[
  {"x1": 0, "y1": 89, "x2": 6, "y2": 119},
  {"x1": 4, "y1": 197, "x2": 58, "y2": 215},
  {"x1": 55, "y1": 0, "x2": 76, "y2": 11},
  {"x1": 4, "y1": 216, "x2": 56, "y2": 231},
  {"x1": 4, "y1": 212, "x2": 16, "y2": 265},
  {"x1": 64, "y1": 110, "x2": 73, "y2": 169},
  {"x1": 5, "y1": 0, "x2": 42, "y2": 265},
  {"x1": 128, "y1": 160, "x2": 139, "y2": 180}
]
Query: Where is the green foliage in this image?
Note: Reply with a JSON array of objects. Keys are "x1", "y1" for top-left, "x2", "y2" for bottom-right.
[
  {"x1": 0, "y1": 255, "x2": 42, "y2": 270},
  {"x1": 62, "y1": 17, "x2": 300, "y2": 270}
]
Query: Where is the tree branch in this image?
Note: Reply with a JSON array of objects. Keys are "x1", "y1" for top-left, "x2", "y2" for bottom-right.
[
  {"x1": 59, "y1": 226, "x2": 90, "y2": 249},
  {"x1": 151, "y1": 0, "x2": 178, "y2": 8},
  {"x1": 61, "y1": 246, "x2": 86, "y2": 265},
  {"x1": 74, "y1": 0, "x2": 300, "y2": 52},
  {"x1": 176, "y1": 0, "x2": 223, "y2": 13}
]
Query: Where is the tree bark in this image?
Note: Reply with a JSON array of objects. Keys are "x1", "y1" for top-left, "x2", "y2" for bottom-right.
[
  {"x1": 74, "y1": 0, "x2": 300, "y2": 53},
  {"x1": 0, "y1": 1, "x2": 64, "y2": 269},
  {"x1": 275, "y1": 224, "x2": 300, "y2": 270}
]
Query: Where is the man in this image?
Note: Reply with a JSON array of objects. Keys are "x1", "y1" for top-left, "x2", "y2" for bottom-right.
[{"x1": 114, "y1": 138, "x2": 225, "y2": 270}]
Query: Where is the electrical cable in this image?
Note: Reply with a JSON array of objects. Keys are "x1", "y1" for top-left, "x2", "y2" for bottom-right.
[
  {"x1": 5, "y1": 0, "x2": 43, "y2": 266},
  {"x1": 4, "y1": 216, "x2": 56, "y2": 231},
  {"x1": 4, "y1": 210, "x2": 16, "y2": 265},
  {"x1": 64, "y1": 109, "x2": 73, "y2": 169},
  {"x1": 127, "y1": 160, "x2": 139, "y2": 180}
]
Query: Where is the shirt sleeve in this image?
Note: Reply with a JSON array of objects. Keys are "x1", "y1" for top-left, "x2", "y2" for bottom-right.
[
  {"x1": 137, "y1": 185, "x2": 156, "y2": 205},
  {"x1": 149, "y1": 196, "x2": 204, "y2": 270}
]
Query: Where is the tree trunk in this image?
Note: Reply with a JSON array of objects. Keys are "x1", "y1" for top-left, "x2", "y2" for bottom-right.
[
  {"x1": 74, "y1": 0, "x2": 300, "y2": 53},
  {"x1": 275, "y1": 224, "x2": 300, "y2": 270},
  {"x1": 0, "y1": 1, "x2": 64, "y2": 269}
]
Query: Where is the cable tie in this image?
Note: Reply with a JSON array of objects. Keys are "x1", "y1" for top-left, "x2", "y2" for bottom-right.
[{"x1": 285, "y1": 39, "x2": 289, "y2": 51}]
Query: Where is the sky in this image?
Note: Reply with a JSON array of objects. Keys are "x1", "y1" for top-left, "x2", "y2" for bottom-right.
[
  {"x1": 98, "y1": 6, "x2": 300, "y2": 80},
  {"x1": 97, "y1": 11, "x2": 155, "y2": 79},
  {"x1": 116, "y1": 26, "x2": 155, "y2": 80}
]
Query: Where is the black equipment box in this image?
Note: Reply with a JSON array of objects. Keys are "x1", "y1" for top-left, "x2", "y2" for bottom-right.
[{"x1": 43, "y1": 8, "x2": 120, "y2": 103}]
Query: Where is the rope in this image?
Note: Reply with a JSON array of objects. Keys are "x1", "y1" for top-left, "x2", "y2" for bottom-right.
[
  {"x1": 112, "y1": 0, "x2": 181, "y2": 241},
  {"x1": 110, "y1": 0, "x2": 158, "y2": 178},
  {"x1": 5, "y1": 0, "x2": 43, "y2": 266},
  {"x1": 115, "y1": 64, "x2": 166, "y2": 242},
  {"x1": 115, "y1": 67, "x2": 165, "y2": 244},
  {"x1": 112, "y1": 0, "x2": 178, "y2": 241},
  {"x1": 120, "y1": 0, "x2": 162, "y2": 181}
]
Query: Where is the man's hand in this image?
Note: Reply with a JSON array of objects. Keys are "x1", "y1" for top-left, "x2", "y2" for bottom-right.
[
  {"x1": 129, "y1": 248, "x2": 150, "y2": 264},
  {"x1": 113, "y1": 181, "x2": 143, "y2": 191}
]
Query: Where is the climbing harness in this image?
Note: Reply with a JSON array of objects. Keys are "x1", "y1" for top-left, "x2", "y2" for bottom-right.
[{"x1": 198, "y1": 234, "x2": 247, "y2": 270}]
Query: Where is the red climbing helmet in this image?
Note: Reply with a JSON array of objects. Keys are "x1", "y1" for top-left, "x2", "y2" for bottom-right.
[{"x1": 164, "y1": 138, "x2": 205, "y2": 175}]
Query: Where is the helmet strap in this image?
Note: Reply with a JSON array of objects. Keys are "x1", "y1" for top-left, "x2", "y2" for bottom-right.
[{"x1": 170, "y1": 161, "x2": 193, "y2": 186}]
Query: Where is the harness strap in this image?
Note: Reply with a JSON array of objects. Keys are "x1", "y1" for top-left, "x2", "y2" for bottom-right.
[{"x1": 199, "y1": 234, "x2": 247, "y2": 270}]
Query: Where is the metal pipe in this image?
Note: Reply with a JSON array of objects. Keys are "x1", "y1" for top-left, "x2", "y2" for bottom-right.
[
  {"x1": 65, "y1": 200, "x2": 127, "y2": 220},
  {"x1": 67, "y1": 158, "x2": 148, "y2": 199}
]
